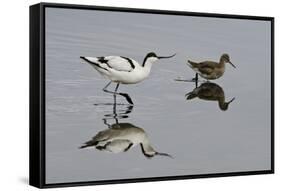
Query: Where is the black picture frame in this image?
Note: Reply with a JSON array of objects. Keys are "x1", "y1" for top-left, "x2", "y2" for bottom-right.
[{"x1": 29, "y1": 2, "x2": 274, "y2": 188}]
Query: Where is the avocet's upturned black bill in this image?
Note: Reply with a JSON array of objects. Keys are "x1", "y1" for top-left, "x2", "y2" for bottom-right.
[
  {"x1": 157, "y1": 54, "x2": 177, "y2": 59},
  {"x1": 80, "y1": 52, "x2": 176, "y2": 104}
]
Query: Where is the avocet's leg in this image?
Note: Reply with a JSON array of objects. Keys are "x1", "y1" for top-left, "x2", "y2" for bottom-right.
[
  {"x1": 103, "y1": 118, "x2": 111, "y2": 128},
  {"x1": 112, "y1": 97, "x2": 119, "y2": 124},
  {"x1": 112, "y1": 83, "x2": 119, "y2": 104},
  {"x1": 103, "y1": 81, "x2": 120, "y2": 95},
  {"x1": 117, "y1": 84, "x2": 133, "y2": 105},
  {"x1": 102, "y1": 81, "x2": 112, "y2": 93},
  {"x1": 103, "y1": 81, "x2": 120, "y2": 96},
  {"x1": 114, "y1": 83, "x2": 120, "y2": 97},
  {"x1": 102, "y1": 81, "x2": 134, "y2": 105}
]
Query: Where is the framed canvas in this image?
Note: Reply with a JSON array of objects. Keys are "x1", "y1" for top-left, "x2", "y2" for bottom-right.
[{"x1": 29, "y1": 2, "x2": 274, "y2": 188}]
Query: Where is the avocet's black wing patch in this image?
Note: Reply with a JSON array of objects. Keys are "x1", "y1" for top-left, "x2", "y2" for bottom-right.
[
  {"x1": 97, "y1": 57, "x2": 113, "y2": 69},
  {"x1": 104, "y1": 56, "x2": 136, "y2": 72},
  {"x1": 80, "y1": 56, "x2": 109, "y2": 71},
  {"x1": 120, "y1": 56, "x2": 135, "y2": 69},
  {"x1": 97, "y1": 57, "x2": 108, "y2": 64}
]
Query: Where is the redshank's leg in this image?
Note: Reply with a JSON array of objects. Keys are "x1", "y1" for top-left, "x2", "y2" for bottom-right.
[
  {"x1": 191, "y1": 73, "x2": 198, "y2": 87},
  {"x1": 191, "y1": 73, "x2": 198, "y2": 81},
  {"x1": 195, "y1": 73, "x2": 198, "y2": 81}
]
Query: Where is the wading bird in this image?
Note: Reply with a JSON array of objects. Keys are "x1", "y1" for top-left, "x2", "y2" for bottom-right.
[
  {"x1": 79, "y1": 122, "x2": 173, "y2": 158},
  {"x1": 187, "y1": 54, "x2": 236, "y2": 81},
  {"x1": 80, "y1": 52, "x2": 176, "y2": 104},
  {"x1": 185, "y1": 82, "x2": 235, "y2": 111}
]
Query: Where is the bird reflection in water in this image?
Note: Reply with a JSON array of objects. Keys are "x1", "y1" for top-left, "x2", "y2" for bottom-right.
[
  {"x1": 80, "y1": 101, "x2": 173, "y2": 159},
  {"x1": 185, "y1": 82, "x2": 235, "y2": 111}
]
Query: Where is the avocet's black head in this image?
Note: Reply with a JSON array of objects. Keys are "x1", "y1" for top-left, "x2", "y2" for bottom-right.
[
  {"x1": 142, "y1": 52, "x2": 176, "y2": 66},
  {"x1": 220, "y1": 53, "x2": 236, "y2": 68},
  {"x1": 146, "y1": 52, "x2": 158, "y2": 58}
]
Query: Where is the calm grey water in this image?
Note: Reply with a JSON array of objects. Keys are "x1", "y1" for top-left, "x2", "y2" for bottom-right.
[{"x1": 45, "y1": 8, "x2": 272, "y2": 184}]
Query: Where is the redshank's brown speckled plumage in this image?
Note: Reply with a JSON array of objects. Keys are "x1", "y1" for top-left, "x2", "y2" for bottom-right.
[
  {"x1": 187, "y1": 54, "x2": 236, "y2": 80},
  {"x1": 185, "y1": 82, "x2": 235, "y2": 111}
]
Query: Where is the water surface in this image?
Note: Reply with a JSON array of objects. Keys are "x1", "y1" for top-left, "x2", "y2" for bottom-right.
[{"x1": 45, "y1": 8, "x2": 272, "y2": 184}]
